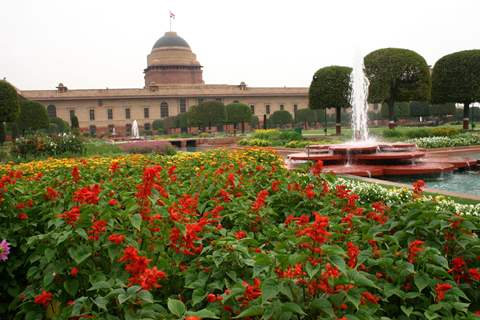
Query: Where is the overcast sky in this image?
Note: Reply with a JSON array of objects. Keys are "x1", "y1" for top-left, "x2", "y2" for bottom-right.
[{"x1": 1, "y1": 0, "x2": 478, "y2": 90}]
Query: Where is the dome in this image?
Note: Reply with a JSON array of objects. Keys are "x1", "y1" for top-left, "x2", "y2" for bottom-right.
[{"x1": 152, "y1": 32, "x2": 190, "y2": 49}]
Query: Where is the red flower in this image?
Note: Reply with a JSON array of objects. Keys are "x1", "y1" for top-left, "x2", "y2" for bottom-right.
[
  {"x1": 271, "y1": 180, "x2": 280, "y2": 192},
  {"x1": 18, "y1": 212, "x2": 28, "y2": 220},
  {"x1": 70, "y1": 267, "x2": 79, "y2": 277},
  {"x1": 469, "y1": 268, "x2": 480, "y2": 281},
  {"x1": 73, "y1": 184, "x2": 101, "y2": 205},
  {"x1": 108, "y1": 199, "x2": 118, "y2": 206},
  {"x1": 305, "y1": 184, "x2": 315, "y2": 199},
  {"x1": 311, "y1": 160, "x2": 324, "y2": 176},
  {"x1": 185, "y1": 317, "x2": 201, "y2": 320},
  {"x1": 361, "y1": 291, "x2": 380, "y2": 304},
  {"x1": 412, "y1": 179, "x2": 425, "y2": 195},
  {"x1": 34, "y1": 290, "x2": 53, "y2": 307},
  {"x1": 408, "y1": 240, "x2": 424, "y2": 263},
  {"x1": 435, "y1": 283, "x2": 452, "y2": 302},
  {"x1": 108, "y1": 234, "x2": 125, "y2": 245},
  {"x1": 71, "y1": 166, "x2": 80, "y2": 182},
  {"x1": 110, "y1": 161, "x2": 120, "y2": 173},
  {"x1": 88, "y1": 220, "x2": 107, "y2": 240},
  {"x1": 58, "y1": 207, "x2": 81, "y2": 226},
  {"x1": 207, "y1": 293, "x2": 217, "y2": 303},
  {"x1": 251, "y1": 190, "x2": 269, "y2": 211},
  {"x1": 136, "y1": 266, "x2": 167, "y2": 290},
  {"x1": 346, "y1": 242, "x2": 360, "y2": 268},
  {"x1": 235, "y1": 230, "x2": 247, "y2": 240},
  {"x1": 45, "y1": 187, "x2": 59, "y2": 201},
  {"x1": 239, "y1": 278, "x2": 262, "y2": 306}
]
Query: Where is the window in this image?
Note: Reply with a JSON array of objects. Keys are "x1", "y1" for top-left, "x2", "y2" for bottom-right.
[
  {"x1": 179, "y1": 98, "x2": 187, "y2": 113},
  {"x1": 233, "y1": 100, "x2": 239, "y2": 103},
  {"x1": 294, "y1": 104, "x2": 298, "y2": 113},
  {"x1": 69, "y1": 110, "x2": 75, "y2": 119},
  {"x1": 144, "y1": 123, "x2": 151, "y2": 131},
  {"x1": 108, "y1": 124, "x2": 115, "y2": 134},
  {"x1": 280, "y1": 104, "x2": 284, "y2": 111},
  {"x1": 126, "y1": 123, "x2": 132, "y2": 135},
  {"x1": 250, "y1": 105, "x2": 255, "y2": 114},
  {"x1": 89, "y1": 125, "x2": 96, "y2": 137},
  {"x1": 125, "y1": 108, "x2": 131, "y2": 119},
  {"x1": 144, "y1": 107, "x2": 150, "y2": 119},
  {"x1": 47, "y1": 105, "x2": 56, "y2": 118},
  {"x1": 215, "y1": 98, "x2": 222, "y2": 102},
  {"x1": 265, "y1": 105, "x2": 271, "y2": 115},
  {"x1": 107, "y1": 109, "x2": 113, "y2": 120},
  {"x1": 160, "y1": 102, "x2": 169, "y2": 118},
  {"x1": 89, "y1": 109, "x2": 95, "y2": 121}
]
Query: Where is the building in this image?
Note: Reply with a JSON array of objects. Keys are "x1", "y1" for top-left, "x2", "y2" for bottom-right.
[{"x1": 20, "y1": 31, "x2": 309, "y2": 136}]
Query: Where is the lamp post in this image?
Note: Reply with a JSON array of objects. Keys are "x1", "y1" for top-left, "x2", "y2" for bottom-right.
[{"x1": 324, "y1": 108, "x2": 327, "y2": 136}]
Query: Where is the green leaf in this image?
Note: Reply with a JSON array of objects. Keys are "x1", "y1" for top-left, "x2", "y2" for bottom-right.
[
  {"x1": 234, "y1": 305, "x2": 263, "y2": 318},
  {"x1": 75, "y1": 228, "x2": 89, "y2": 240},
  {"x1": 282, "y1": 302, "x2": 307, "y2": 316},
  {"x1": 130, "y1": 213, "x2": 142, "y2": 231},
  {"x1": 305, "y1": 262, "x2": 321, "y2": 279},
  {"x1": 118, "y1": 293, "x2": 130, "y2": 304},
  {"x1": 401, "y1": 305, "x2": 413, "y2": 317},
  {"x1": 137, "y1": 290, "x2": 154, "y2": 304},
  {"x1": 88, "y1": 280, "x2": 112, "y2": 291},
  {"x1": 310, "y1": 298, "x2": 336, "y2": 318},
  {"x1": 261, "y1": 279, "x2": 279, "y2": 302},
  {"x1": 94, "y1": 296, "x2": 108, "y2": 311},
  {"x1": 186, "y1": 309, "x2": 219, "y2": 319},
  {"x1": 68, "y1": 245, "x2": 92, "y2": 265},
  {"x1": 431, "y1": 255, "x2": 449, "y2": 269},
  {"x1": 64, "y1": 279, "x2": 79, "y2": 296},
  {"x1": 414, "y1": 271, "x2": 430, "y2": 292},
  {"x1": 167, "y1": 298, "x2": 186, "y2": 317},
  {"x1": 192, "y1": 288, "x2": 205, "y2": 306}
]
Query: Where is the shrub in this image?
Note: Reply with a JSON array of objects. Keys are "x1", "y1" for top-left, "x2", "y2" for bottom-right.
[
  {"x1": 284, "y1": 140, "x2": 311, "y2": 148},
  {"x1": 382, "y1": 129, "x2": 403, "y2": 138},
  {"x1": 10, "y1": 133, "x2": 84, "y2": 158}
]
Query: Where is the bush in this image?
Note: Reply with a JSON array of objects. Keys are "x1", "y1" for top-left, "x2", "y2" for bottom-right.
[
  {"x1": 408, "y1": 133, "x2": 480, "y2": 148},
  {"x1": 10, "y1": 133, "x2": 84, "y2": 158},
  {"x1": 284, "y1": 140, "x2": 311, "y2": 148},
  {"x1": 268, "y1": 110, "x2": 293, "y2": 128},
  {"x1": 382, "y1": 129, "x2": 403, "y2": 138},
  {"x1": 17, "y1": 99, "x2": 49, "y2": 134}
]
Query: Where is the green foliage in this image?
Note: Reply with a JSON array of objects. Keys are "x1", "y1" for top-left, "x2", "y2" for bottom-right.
[
  {"x1": 430, "y1": 103, "x2": 456, "y2": 116},
  {"x1": 408, "y1": 133, "x2": 480, "y2": 148},
  {"x1": 364, "y1": 48, "x2": 431, "y2": 104},
  {"x1": 431, "y1": 50, "x2": 480, "y2": 105},
  {"x1": 294, "y1": 109, "x2": 316, "y2": 126},
  {"x1": 152, "y1": 119, "x2": 164, "y2": 132},
  {"x1": 17, "y1": 98, "x2": 49, "y2": 134},
  {"x1": 225, "y1": 103, "x2": 252, "y2": 125},
  {"x1": 48, "y1": 117, "x2": 70, "y2": 134},
  {"x1": 309, "y1": 66, "x2": 352, "y2": 110},
  {"x1": 250, "y1": 115, "x2": 259, "y2": 129},
  {"x1": 70, "y1": 115, "x2": 79, "y2": 129},
  {"x1": 0, "y1": 122, "x2": 5, "y2": 145},
  {"x1": 268, "y1": 110, "x2": 293, "y2": 128},
  {"x1": 409, "y1": 101, "x2": 431, "y2": 117},
  {"x1": 177, "y1": 112, "x2": 189, "y2": 129},
  {"x1": 188, "y1": 101, "x2": 226, "y2": 128},
  {"x1": 382, "y1": 127, "x2": 462, "y2": 139},
  {"x1": 0, "y1": 80, "x2": 20, "y2": 123}
]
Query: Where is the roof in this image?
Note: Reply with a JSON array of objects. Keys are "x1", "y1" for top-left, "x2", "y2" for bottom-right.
[
  {"x1": 21, "y1": 84, "x2": 308, "y2": 101},
  {"x1": 153, "y1": 32, "x2": 190, "y2": 49}
]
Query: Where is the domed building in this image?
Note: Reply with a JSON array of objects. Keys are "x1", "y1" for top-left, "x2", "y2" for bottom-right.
[
  {"x1": 144, "y1": 32, "x2": 204, "y2": 85},
  {"x1": 21, "y1": 31, "x2": 309, "y2": 136}
]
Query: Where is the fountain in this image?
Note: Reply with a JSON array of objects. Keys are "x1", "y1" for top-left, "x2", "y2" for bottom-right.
[
  {"x1": 286, "y1": 55, "x2": 477, "y2": 177},
  {"x1": 131, "y1": 120, "x2": 140, "y2": 139}
]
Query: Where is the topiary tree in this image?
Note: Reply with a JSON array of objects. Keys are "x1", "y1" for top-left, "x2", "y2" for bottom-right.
[
  {"x1": 225, "y1": 103, "x2": 252, "y2": 134},
  {"x1": 0, "y1": 123, "x2": 5, "y2": 145},
  {"x1": 250, "y1": 115, "x2": 259, "y2": 130},
  {"x1": 70, "y1": 115, "x2": 79, "y2": 129},
  {"x1": 17, "y1": 98, "x2": 49, "y2": 134},
  {"x1": 48, "y1": 117, "x2": 70, "y2": 134},
  {"x1": 188, "y1": 101, "x2": 225, "y2": 132},
  {"x1": 364, "y1": 48, "x2": 431, "y2": 129},
  {"x1": 309, "y1": 66, "x2": 352, "y2": 135},
  {"x1": 177, "y1": 112, "x2": 189, "y2": 133},
  {"x1": 295, "y1": 108, "x2": 316, "y2": 129},
  {"x1": 268, "y1": 110, "x2": 293, "y2": 128},
  {"x1": 431, "y1": 50, "x2": 480, "y2": 130},
  {"x1": 0, "y1": 80, "x2": 20, "y2": 124},
  {"x1": 152, "y1": 119, "x2": 164, "y2": 134}
]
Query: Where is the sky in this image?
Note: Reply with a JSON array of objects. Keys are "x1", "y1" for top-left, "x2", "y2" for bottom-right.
[{"x1": 1, "y1": 0, "x2": 479, "y2": 90}]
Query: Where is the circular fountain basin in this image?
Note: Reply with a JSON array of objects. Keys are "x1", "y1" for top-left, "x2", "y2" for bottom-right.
[
  {"x1": 353, "y1": 151, "x2": 426, "y2": 161},
  {"x1": 419, "y1": 157, "x2": 478, "y2": 169},
  {"x1": 322, "y1": 165, "x2": 384, "y2": 177},
  {"x1": 288, "y1": 152, "x2": 344, "y2": 161},
  {"x1": 329, "y1": 143, "x2": 378, "y2": 154},
  {"x1": 378, "y1": 143, "x2": 417, "y2": 152},
  {"x1": 382, "y1": 163, "x2": 455, "y2": 175}
]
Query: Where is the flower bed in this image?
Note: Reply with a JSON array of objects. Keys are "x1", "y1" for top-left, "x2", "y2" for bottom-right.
[
  {"x1": 0, "y1": 150, "x2": 479, "y2": 319},
  {"x1": 408, "y1": 133, "x2": 480, "y2": 148}
]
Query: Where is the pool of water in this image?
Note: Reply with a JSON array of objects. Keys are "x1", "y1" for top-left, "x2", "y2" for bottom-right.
[{"x1": 383, "y1": 152, "x2": 480, "y2": 196}]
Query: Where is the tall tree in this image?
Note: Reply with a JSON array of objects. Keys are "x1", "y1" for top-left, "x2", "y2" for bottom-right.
[
  {"x1": 0, "y1": 81, "x2": 20, "y2": 136},
  {"x1": 364, "y1": 48, "x2": 431, "y2": 129},
  {"x1": 309, "y1": 66, "x2": 352, "y2": 135},
  {"x1": 225, "y1": 103, "x2": 252, "y2": 134},
  {"x1": 17, "y1": 98, "x2": 49, "y2": 134},
  {"x1": 268, "y1": 110, "x2": 293, "y2": 128},
  {"x1": 431, "y1": 50, "x2": 480, "y2": 130}
]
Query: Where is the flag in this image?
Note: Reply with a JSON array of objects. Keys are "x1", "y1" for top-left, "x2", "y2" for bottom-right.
[{"x1": 170, "y1": 11, "x2": 175, "y2": 19}]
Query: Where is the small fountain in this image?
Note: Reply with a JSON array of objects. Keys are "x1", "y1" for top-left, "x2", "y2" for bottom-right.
[
  {"x1": 132, "y1": 120, "x2": 140, "y2": 139},
  {"x1": 286, "y1": 54, "x2": 477, "y2": 177}
]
